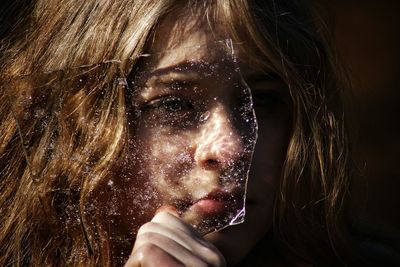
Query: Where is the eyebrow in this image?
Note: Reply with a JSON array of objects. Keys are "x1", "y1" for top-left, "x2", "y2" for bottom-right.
[
  {"x1": 145, "y1": 71, "x2": 201, "y2": 89},
  {"x1": 147, "y1": 61, "x2": 205, "y2": 78},
  {"x1": 145, "y1": 59, "x2": 227, "y2": 88},
  {"x1": 149, "y1": 66, "x2": 185, "y2": 77}
]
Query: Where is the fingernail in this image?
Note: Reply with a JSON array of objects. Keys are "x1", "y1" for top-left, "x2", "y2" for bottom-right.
[{"x1": 155, "y1": 205, "x2": 179, "y2": 217}]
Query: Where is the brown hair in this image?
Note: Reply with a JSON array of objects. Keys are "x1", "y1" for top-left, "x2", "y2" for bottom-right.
[{"x1": 0, "y1": 0, "x2": 352, "y2": 266}]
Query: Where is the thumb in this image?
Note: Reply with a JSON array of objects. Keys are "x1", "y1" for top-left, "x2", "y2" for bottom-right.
[{"x1": 155, "y1": 205, "x2": 180, "y2": 217}]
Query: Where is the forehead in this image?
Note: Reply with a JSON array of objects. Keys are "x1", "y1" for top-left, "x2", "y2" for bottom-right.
[
  {"x1": 142, "y1": 6, "x2": 272, "y2": 76},
  {"x1": 145, "y1": 13, "x2": 224, "y2": 69},
  {"x1": 150, "y1": 14, "x2": 214, "y2": 50}
]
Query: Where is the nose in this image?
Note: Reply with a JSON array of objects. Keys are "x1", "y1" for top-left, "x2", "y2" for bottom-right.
[{"x1": 194, "y1": 105, "x2": 244, "y2": 171}]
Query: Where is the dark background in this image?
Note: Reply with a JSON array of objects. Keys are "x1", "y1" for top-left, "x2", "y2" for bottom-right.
[{"x1": 320, "y1": 0, "x2": 400, "y2": 247}]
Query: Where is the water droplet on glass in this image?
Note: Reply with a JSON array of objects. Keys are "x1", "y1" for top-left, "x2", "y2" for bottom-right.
[{"x1": 199, "y1": 111, "x2": 210, "y2": 122}]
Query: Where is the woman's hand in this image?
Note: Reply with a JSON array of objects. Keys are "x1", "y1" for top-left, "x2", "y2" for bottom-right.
[{"x1": 124, "y1": 206, "x2": 226, "y2": 267}]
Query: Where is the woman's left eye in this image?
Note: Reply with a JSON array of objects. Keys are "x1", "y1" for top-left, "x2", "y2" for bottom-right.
[{"x1": 252, "y1": 91, "x2": 285, "y2": 113}]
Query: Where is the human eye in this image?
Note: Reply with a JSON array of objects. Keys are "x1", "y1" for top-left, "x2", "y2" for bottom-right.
[
  {"x1": 140, "y1": 95, "x2": 197, "y2": 128},
  {"x1": 251, "y1": 90, "x2": 285, "y2": 114},
  {"x1": 145, "y1": 95, "x2": 194, "y2": 112},
  {"x1": 244, "y1": 72, "x2": 289, "y2": 114}
]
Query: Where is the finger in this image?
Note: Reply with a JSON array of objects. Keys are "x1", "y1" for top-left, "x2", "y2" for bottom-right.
[
  {"x1": 133, "y1": 232, "x2": 210, "y2": 267},
  {"x1": 152, "y1": 210, "x2": 201, "y2": 238},
  {"x1": 155, "y1": 205, "x2": 180, "y2": 217},
  {"x1": 125, "y1": 243, "x2": 184, "y2": 267},
  {"x1": 135, "y1": 221, "x2": 201, "y2": 252},
  {"x1": 135, "y1": 222, "x2": 226, "y2": 267},
  {"x1": 181, "y1": 207, "x2": 203, "y2": 228},
  {"x1": 150, "y1": 212, "x2": 225, "y2": 261}
]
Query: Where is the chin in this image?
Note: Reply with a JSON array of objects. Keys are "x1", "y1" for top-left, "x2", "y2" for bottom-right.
[
  {"x1": 204, "y1": 220, "x2": 264, "y2": 265},
  {"x1": 204, "y1": 202, "x2": 273, "y2": 265}
]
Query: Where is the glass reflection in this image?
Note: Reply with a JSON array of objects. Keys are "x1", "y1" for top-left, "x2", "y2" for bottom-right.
[{"x1": 130, "y1": 41, "x2": 257, "y2": 233}]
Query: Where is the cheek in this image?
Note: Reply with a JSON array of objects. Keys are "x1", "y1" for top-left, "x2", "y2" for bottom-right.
[
  {"x1": 248, "y1": 115, "x2": 291, "y2": 215},
  {"x1": 137, "y1": 128, "x2": 195, "y2": 200},
  {"x1": 254, "y1": 122, "x2": 289, "y2": 181}
]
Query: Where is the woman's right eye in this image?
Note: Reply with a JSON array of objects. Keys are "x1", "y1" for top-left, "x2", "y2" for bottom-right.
[
  {"x1": 144, "y1": 96, "x2": 194, "y2": 112},
  {"x1": 140, "y1": 96, "x2": 197, "y2": 128},
  {"x1": 252, "y1": 91, "x2": 285, "y2": 114}
]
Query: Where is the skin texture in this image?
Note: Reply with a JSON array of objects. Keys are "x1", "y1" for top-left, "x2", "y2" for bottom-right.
[
  {"x1": 133, "y1": 41, "x2": 256, "y2": 233},
  {"x1": 123, "y1": 12, "x2": 292, "y2": 267},
  {"x1": 126, "y1": 208, "x2": 226, "y2": 267}
]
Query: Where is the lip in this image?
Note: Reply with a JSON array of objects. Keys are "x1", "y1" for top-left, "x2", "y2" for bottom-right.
[
  {"x1": 186, "y1": 189, "x2": 244, "y2": 217},
  {"x1": 191, "y1": 199, "x2": 227, "y2": 216}
]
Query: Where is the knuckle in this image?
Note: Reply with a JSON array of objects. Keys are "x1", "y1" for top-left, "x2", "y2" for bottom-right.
[
  {"x1": 137, "y1": 221, "x2": 160, "y2": 235},
  {"x1": 137, "y1": 242, "x2": 160, "y2": 255},
  {"x1": 210, "y1": 254, "x2": 226, "y2": 267},
  {"x1": 134, "y1": 231, "x2": 163, "y2": 250},
  {"x1": 138, "y1": 231, "x2": 163, "y2": 244},
  {"x1": 152, "y1": 210, "x2": 172, "y2": 222},
  {"x1": 195, "y1": 262, "x2": 208, "y2": 267},
  {"x1": 127, "y1": 243, "x2": 162, "y2": 267}
]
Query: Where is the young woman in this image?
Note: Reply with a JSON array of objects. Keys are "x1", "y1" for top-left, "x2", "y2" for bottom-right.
[{"x1": 0, "y1": 0, "x2": 352, "y2": 266}]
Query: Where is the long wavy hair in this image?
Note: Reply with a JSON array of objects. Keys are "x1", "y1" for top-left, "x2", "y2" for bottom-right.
[{"x1": 0, "y1": 0, "x2": 352, "y2": 266}]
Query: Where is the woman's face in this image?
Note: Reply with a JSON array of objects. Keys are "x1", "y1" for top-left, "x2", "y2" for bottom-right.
[
  {"x1": 101, "y1": 13, "x2": 291, "y2": 265},
  {"x1": 132, "y1": 40, "x2": 257, "y2": 234},
  {"x1": 134, "y1": 15, "x2": 291, "y2": 264}
]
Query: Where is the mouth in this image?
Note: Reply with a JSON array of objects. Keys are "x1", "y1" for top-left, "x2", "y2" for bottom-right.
[{"x1": 176, "y1": 188, "x2": 244, "y2": 219}]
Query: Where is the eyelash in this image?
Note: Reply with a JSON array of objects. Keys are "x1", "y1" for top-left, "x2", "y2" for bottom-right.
[
  {"x1": 138, "y1": 95, "x2": 198, "y2": 128},
  {"x1": 252, "y1": 91, "x2": 284, "y2": 110},
  {"x1": 143, "y1": 96, "x2": 194, "y2": 112}
]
